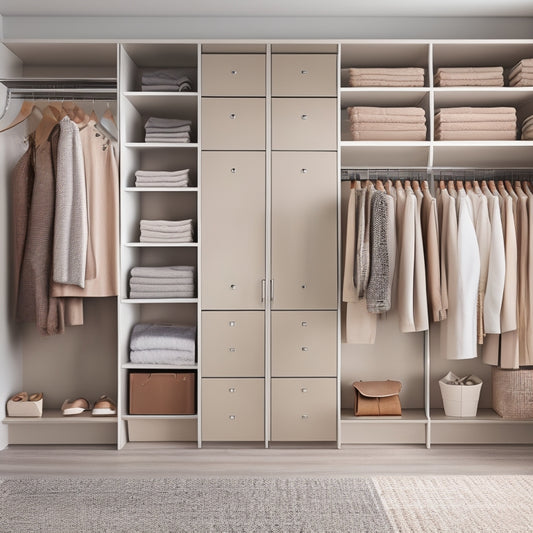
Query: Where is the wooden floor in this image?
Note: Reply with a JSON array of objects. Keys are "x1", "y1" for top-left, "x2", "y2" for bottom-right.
[{"x1": 0, "y1": 444, "x2": 532, "y2": 477}]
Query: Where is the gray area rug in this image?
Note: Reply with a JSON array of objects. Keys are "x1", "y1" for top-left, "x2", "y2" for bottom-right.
[{"x1": 0, "y1": 477, "x2": 393, "y2": 533}]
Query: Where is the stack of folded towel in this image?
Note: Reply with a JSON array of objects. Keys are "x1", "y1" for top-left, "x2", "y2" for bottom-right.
[
  {"x1": 521, "y1": 114, "x2": 533, "y2": 140},
  {"x1": 134, "y1": 169, "x2": 190, "y2": 188},
  {"x1": 435, "y1": 107, "x2": 517, "y2": 140},
  {"x1": 141, "y1": 68, "x2": 193, "y2": 92},
  {"x1": 509, "y1": 59, "x2": 533, "y2": 87},
  {"x1": 144, "y1": 117, "x2": 192, "y2": 143},
  {"x1": 341, "y1": 67, "x2": 424, "y2": 87},
  {"x1": 139, "y1": 219, "x2": 194, "y2": 243},
  {"x1": 347, "y1": 106, "x2": 427, "y2": 141},
  {"x1": 434, "y1": 67, "x2": 504, "y2": 87},
  {"x1": 129, "y1": 266, "x2": 195, "y2": 299},
  {"x1": 130, "y1": 323, "x2": 196, "y2": 365}
]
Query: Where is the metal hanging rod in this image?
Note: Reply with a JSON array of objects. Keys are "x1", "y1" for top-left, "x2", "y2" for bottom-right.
[
  {"x1": 341, "y1": 168, "x2": 533, "y2": 181},
  {"x1": 341, "y1": 168, "x2": 429, "y2": 181}
]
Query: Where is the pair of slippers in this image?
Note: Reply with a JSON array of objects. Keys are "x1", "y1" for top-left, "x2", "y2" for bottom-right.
[
  {"x1": 10, "y1": 392, "x2": 43, "y2": 402},
  {"x1": 61, "y1": 395, "x2": 116, "y2": 416}
]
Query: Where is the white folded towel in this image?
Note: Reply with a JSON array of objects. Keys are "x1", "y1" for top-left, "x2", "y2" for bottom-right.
[
  {"x1": 129, "y1": 349, "x2": 195, "y2": 365},
  {"x1": 130, "y1": 266, "x2": 195, "y2": 278},
  {"x1": 130, "y1": 323, "x2": 196, "y2": 351}
]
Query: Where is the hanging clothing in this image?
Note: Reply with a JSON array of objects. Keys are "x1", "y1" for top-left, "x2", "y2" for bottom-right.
[
  {"x1": 524, "y1": 183, "x2": 533, "y2": 365},
  {"x1": 412, "y1": 185, "x2": 429, "y2": 332},
  {"x1": 51, "y1": 121, "x2": 119, "y2": 298}
]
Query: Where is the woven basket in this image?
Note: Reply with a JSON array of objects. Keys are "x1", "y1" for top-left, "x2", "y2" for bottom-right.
[{"x1": 492, "y1": 367, "x2": 533, "y2": 419}]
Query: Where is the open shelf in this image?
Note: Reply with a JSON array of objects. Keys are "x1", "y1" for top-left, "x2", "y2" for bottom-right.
[
  {"x1": 430, "y1": 408, "x2": 533, "y2": 423},
  {"x1": 341, "y1": 141, "x2": 431, "y2": 167},
  {"x1": 341, "y1": 408, "x2": 427, "y2": 423},
  {"x1": 341, "y1": 88, "x2": 429, "y2": 107},
  {"x1": 122, "y1": 91, "x2": 198, "y2": 115},
  {"x1": 433, "y1": 87, "x2": 533, "y2": 108},
  {"x1": 3, "y1": 410, "x2": 117, "y2": 424},
  {"x1": 123, "y1": 414, "x2": 198, "y2": 420}
]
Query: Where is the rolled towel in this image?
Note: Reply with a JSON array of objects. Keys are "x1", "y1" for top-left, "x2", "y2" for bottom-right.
[
  {"x1": 348, "y1": 106, "x2": 425, "y2": 117},
  {"x1": 130, "y1": 290, "x2": 195, "y2": 299},
  {"x1": 350, "y1": 130, "x2": 427, "y2": 141},
  {"x1": 130, "y1": 266, "x2": 195, "y2": 278},
  {"x1": 129, "y1": 349, "x2": 196, "y2": 365},
  {"x1": 130, "y1": 323, "x2": 196, "y2": 351},
  {"x1": 144, "y1": 117, "x2": 192, "y2": 129},
  {"x1": 435, "y1": 129, "x2": 517, "y2": 141}
]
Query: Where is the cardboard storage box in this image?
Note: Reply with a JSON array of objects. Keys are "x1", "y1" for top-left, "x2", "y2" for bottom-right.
[{"x1": 129, "y1": 372, "x2": 196, "y2": 415}]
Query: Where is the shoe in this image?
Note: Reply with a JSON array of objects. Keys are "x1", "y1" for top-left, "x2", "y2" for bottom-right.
[
  {"x1": 92, "y1": 395, "x2": 116, "y2": 416},
  {"x1": 29, "y1": 392, "x2": 43, "y2": 402},
  {"x1": 61, "y1": 398, "x2": 91, "y2": 416},
  {"x1": 10, "y1": 392, "x2": 28, "y2": 402}
]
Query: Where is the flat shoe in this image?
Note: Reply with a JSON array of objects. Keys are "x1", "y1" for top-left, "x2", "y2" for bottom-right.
[
  {"x1": 61, "y1": 398, "x2": 90, "y2": 416},
  {"x1": 10, "y1": 392, "x2": 28, "y2": 402},
  {"x1": 92, "y1": 395, "x2": 116, "y2": 416}
]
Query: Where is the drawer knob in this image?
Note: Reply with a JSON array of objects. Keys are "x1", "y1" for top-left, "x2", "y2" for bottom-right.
[
  {"x1": 301, "y1": 168, "x2": 308, "y2": 174},
  {"x1": 301, "y1": 284, "x2": 306, "y2": 289},
  {"x1": 229, "y1": 347, "x2": 236, "y2": 352},
  {"x1": 231, "y1": 70, "x2": 238, "y2": 75},
  {"x1": 230, "y1": 284, "x2": 237, "y2": 290},
  {"x1": 229, "y1": 415, "x2": 236, "y2": 420},
  {"x1": 230, "y1": 167, "x2": 236, "y2": 174},
  {"x1": 229, "y1": 321, "x2": 236, "y2": 327},
  {"x1": 301, "y1": 388, "x2": 308, "y2": 393},
  {"x1": 229, "y1": 388, "x2": 236, "y2": 393},
  {"x1": 301, "y1": 322, "x2": 308, "y2": 327},
  {"x1": 301, "y1": 414, "x2": 310, "y2": 419},
  {"x1": 301, "y1": 347, "x2": 309, "y2": 352},
  {"x1": 300, "y1": 70, "x2": 308, "y2": 75},
  {"x1": 301, "y1": 114, "x2": 308, "y2": 120},
  {"x1": 230, "y1": 113, "x2": 236, "y2": 120}
]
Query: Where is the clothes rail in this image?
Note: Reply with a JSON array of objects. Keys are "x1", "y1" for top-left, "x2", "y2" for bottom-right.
[{"x1": 340, "y1": 168, "x2": 429, "y2": 181}]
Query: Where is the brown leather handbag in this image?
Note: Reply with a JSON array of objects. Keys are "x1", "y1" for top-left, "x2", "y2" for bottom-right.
[{"x1": 353, "y1": 380, "x2": 402, "y2": 416}]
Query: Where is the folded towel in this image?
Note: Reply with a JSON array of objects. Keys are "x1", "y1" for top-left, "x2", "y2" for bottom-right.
[
  {"x1": 130, "y1": 290, "x2": 195, "y2": 299},
  {"x1": 343, "y1": 67, "x2": 424, "y2": 76},
  {"x1": 435, "y1": 121, "x2": 517, "y2": 131},
  {"x1": 141, "y1": 68, "x2": 192, "y2": 82},
  {"x1": 129, "y1": 349, "x2": 195, "y2": 365},
  {"x1": 435, "y1": 68, "x2": 503, "y2": 79},
  {"x1": 348, "y1": 106, "x2": 425, "y2": 117},
  {"x1": 350, "y1": 130, "x2": 427, "y2": 141},
  {"x1": 136, "y1": 176, "x2": 189, "y2": 183},
  {"x1": 141, "y1": 219, "x2": 193, "y2": 227},
  {"x1": 145, "y1": 125, "x2": 191, "y2": 134},
  {"x1": 140, "y1": 231, "x2": 193, "y2": 240},
  {"x1": 144, "y1": 117, "x2": 192, "y2": 129},
  {"x1": 347, "y1": 113, "x2": 425, "y2": 125},
  {"x1": 348, "y1": 79, "x2": 425, "y2": 87},
  {"x1": 350, "y1": 122, "x2": 428, "y2": 131},
  {"x1": 135, "y1": 180, "x2": 189, "y2": 188},
  {"x1": 437, "y1": 107, "x2": 516, "y2": 115},
  {"x1": 521, "y1": 115, "x2": 533, "y2": 129},
  {"x1": 130, "y1": 323, "x2": 196, "y2": 351},
  {"x1": 435, "y1": 78, "x2": 504, "y2": 87},
  {"x1": 130, "y1": 266, "x2": 195, "y2": 278},
  {"x1": 435, "y1": 67, "x2": 503, "y2": 74},
  {"x1": 145, "y1": 137, "x2": 190, "y2": 144},
  {"x1": 140, "y1": 236, "x2": 193, "y2": 243},
  {"x1": 142, "y1": 83, "x2": 193, "y2": 92},
  {"x1": 509, "y1": 59, "x2": 533, "y2": 79},
  {"x1": 435, "y1": 113, "x2": 516, "y2": 124},
  {"x1": 510, "y1": 76, "x2": 533, "y2": 87},
  {"x1": 135, "y1": 169, "x2": 190, "y2": 178},
  {"x1": 130, "y1": 283, "x2": 195, "y2": 293},
  {"x1": 129, "y1": 276, "x2": 192, "y2": 286},
  {"x1": 435, "y1": 130, "x2": 517, "y2": 141}
]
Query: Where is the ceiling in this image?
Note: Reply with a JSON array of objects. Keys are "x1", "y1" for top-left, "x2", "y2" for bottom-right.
[{"x1": 0, "y1": 0, "x2": 532, "y2": 18}]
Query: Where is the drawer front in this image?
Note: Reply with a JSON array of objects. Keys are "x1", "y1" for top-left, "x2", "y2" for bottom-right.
[
  {"x1": 271, "y1": 151, "x2": 337, "y2": 310},
  {"x1": 201, "y1": 151, "x2": 265, "y2": 309},
  {"x1": 202, "y1": 54, "x2": 266, "y2": 96},
  {"x1": 271, "y1": 311, "x2": 337, "y2": 377},
  {"x1": 271, "y1": 98, "x2": 337, "y2": 150},
  {"x1": 202, "y1": 98, "x2": 265, "y2": 150},
  {"x1": 202, "y1": 311, "x2": 264, "y2": 377},
  {"x1": 271, "y1": 378, "x2": 336, "y2": 441},
  {"x1": 272, "y1": 54, "x2": 337, "y2": 96},
  {"x1": 202, "y1": 378, "x2": 264, "y2": 441}
]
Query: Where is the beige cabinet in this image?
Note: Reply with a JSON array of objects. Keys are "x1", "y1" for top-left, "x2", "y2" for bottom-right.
[
  {"x1": 202, "y1": 311, "x2": 264, "y2": 377},
  {"x1": 201, "y1": 151, "x2": 265, "y2": 309},
  {"x1": 271, "y1": 54, "x2": 337, "y2": 96},
  {"x1": 271, "y1": 151, "x2": 337, "y2": 310},
  {"x1": 202, "y1": 378, "x2": 264, "y2": 441},
  {"x1": 201, "y1": 98, "x2": 265, "y2": 150},
  {"x1": 271, "y1": 98, "x2": 337, "y2": 150},
  {"x1": 202, "y1": 54, "x2": 266, "y2": 97},
  {"x1": 271, "y1": 311, "x2": 337, "y2": 377},
  {"x1": 271, "y1": 378, "x2": 336, "y2": 441}
]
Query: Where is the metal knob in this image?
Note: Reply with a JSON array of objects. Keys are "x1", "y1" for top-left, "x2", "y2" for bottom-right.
[
  {"x1": 230, "y1": 113, "x2": 236, "y2": 119},
  {"x1": 229, "y1": 388, "x2": 236, "y2": 393},
  {"x1": 301, "y1": 284, "x2": 306, "y2": 289},
  {"x1": 301, "y1": 388, "x2": 308, "y2": 393},
  {"x1": 229, "y1": 347, "x2": 236, "y2": 352},
  {"x1": 301, "y1": 70, "x2": 308, "y2": 75},
  {"x1": 301, "y1": 414, "x2": 309, "y2": 419},
  {"x1": 301, "y1": 347, "x2": 309, "y2": 352},
  {"x1": 301, "y1": 322, "x2": 308, "y2": 327},
  {"x1": 231, "y1": 70, "x2": 238, "y2": 75},
  {"x1": 301, "y1": 169, "x2": 308, "y2": 174},
  {"x1": 301, "y1": 114, "x2": 308, "y2": 120},
  {"x1": 230, "y1": 284, "x2": 237, "y2": 290},
  {"x1": 230, "y1": 168, "x2": 236, "y2": 173},
  {"x1": 229, "y1": 415, "x2": 236, "y2": 420},
  {"x1": 229, "y1": 321, "x2": 236, "y2": 327}
]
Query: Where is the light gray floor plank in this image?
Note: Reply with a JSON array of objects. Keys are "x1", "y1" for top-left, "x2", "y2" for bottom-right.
[{"x1": 0, "y1": 444, "x2": 532, "y2": 477}]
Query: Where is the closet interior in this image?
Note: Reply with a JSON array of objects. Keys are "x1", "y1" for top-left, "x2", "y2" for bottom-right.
[{"x1": 1, "y1": 39, "x2": 533, "y2": 450}]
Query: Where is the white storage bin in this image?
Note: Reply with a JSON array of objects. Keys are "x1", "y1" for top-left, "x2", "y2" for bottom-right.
[{"x1": 439, "y1": 372, "x2": 482, "y2": 417}]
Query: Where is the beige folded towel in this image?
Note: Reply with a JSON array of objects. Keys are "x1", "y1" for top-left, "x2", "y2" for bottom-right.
[
  {"x1": 348, "y1": 113, "x2": 426, "y2": 124},
  {"x1": 521, "y1": 115, "x2": 533, "y2": 129},
  {"x1": 348, "y1": 106, "x2": 425, "y2": 117},
  {"x1": 509, "y1": 64, "x2": 533, "y2": 79},
  {"x1": 435, "y1": 130, "x2": 517, "y2": 141},
  {"x1": 435, "y1": 71, "x2": 503, "y2": 81},
  {"x1": 349, "y1": 79, "x2": 425, "y2": 87},
  {"x1": 510, "y1": 77, "x2": 533, "y2": 87},
  {"x1": 345, "y1": 67, "x2": 424, "y2": 76},
  {"x1": 351, "y1": 130, "x2": 427, "y2": 141},
  {"x1": 435, "y1": 121, "x2": 516, "y2": 132},
  {"x1": 435, "y1": 78, "x2": 504, "y2": 87},
  {"x1": 437, "y1": 106, "x2": 515, "y2": 114},
  {"x1": 435, "y1": 67, "x2": 503, "y2": 74},
  {"x1": 435, "y1": 112, "x2": 516, "y2": 123},
  {"x1": 351, "y1": 122, "x2": 427, "y2": 131}
]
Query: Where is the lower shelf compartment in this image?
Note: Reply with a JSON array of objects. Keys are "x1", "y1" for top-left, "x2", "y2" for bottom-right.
[{"x1": 126, "y1": 417, "x2": 197, "y2": 442}]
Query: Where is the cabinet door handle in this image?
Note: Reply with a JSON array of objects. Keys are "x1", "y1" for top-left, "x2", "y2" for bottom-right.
[
  {"x1": 300, "y1": 69, "x2": 308, "y2": 75},
  {"x1": 229, "y1": 415, "x2": 236, "y2": 420},
  {"x1": 301, "y1": 414, "x2": 310, "y2": 419},
  {"x1": 229, "y1": 388, "x2": 236, "y2": 393},
  {"x1": 231, "y1": 69, "x2": 238, "y2": 75},
  {"x1": 270, "y1": 279, "x2": 274, "y2": 301},
  {"x1": 301, "y1": 114, "x2": 308, "y2": 120},
  {"x1": 261, "y1": 279, "x2": 266, "y2": 303},
  {"x1": 301, "y1": 347, "x2": 309, "y2": 352},
  {"x1": 229, "y1": 347, "x2": 236, "y2": 352},
  {"x1": 230, "y1": 113, "x2": 236, "y2": 119}
]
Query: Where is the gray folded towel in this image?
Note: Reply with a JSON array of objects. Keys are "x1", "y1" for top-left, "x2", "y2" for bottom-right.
[
  {"x1": 129, "y1": 276, "x2": 192, "y2": 286},
  {"x1": 144, "y1": 117, "x2": 192, "y2": 129},
  {"x1": 130, "y1": 283, "x2": 195, "y2": 293},
  {"x1": 140, "y1": 236, "x2": 193, "y2": 243},
  {"x1": 130, "y1": 323, "x2": 196, "y2": 351},
  {"x1": 145, "y1": 137, "x2": 190, "y2": 144},
  {"x1": 130, "y1": 266, "x2": 195, "y2": 278},
  {"x1": 130, "y1": 290, "x2": 195, "y2": 299},
  {"x1": 135, "y1": 169, "x2": 190, "y2": 178},
  {"x1": 145, "y1": 125, "x2": 191, "y2": 134},
  {"x1": 135, "y1": 181, "x2": 189, "y2": 188},
  {"x1": 130, "y1": 349, "x2": 196, "y2": 365}
]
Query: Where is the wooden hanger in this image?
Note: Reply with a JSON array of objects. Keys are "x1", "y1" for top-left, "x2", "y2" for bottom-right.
[
  {"x1": 350, "y1": 179, "x2": 357, "y2": 190},
  {"x1": 439, "y1": 179, "x2": 446, "y2": 190},
  {"x1": 376, "y1": 179, "x2": 385, "y2": 191},
  {"x1": 412, "y1": 180, "x2": 420, "y2": 191},
  {"x1": 34, "y1": 112, "x2": 59, "y2": 147},
  {"x1": 465, "y1": 180, "x2": 472, "y2": 191},
  {"x1": 0, "y1": 100, "x2": 41, "y2": 133},
  {"x1": 456, "y1": 180, "x2": 464, "y2": 190},
  {"x1": 489, "y1": 180, "x2": 498, "y2": 194},
  {"x1": 89, "y1": 109, "x2": 98, "y2": 122},
  {"x1": 103, "y1": 107, "x2": 116, "y2": 126},
  {"x1": 62, "y1": 101, "x2": 90, "y2": 128},
  {"x1": 43, "y1": 105, "x2": 60, "y2": 120}
]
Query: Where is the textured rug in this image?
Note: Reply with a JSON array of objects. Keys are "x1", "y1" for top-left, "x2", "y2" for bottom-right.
[
  {"x1": 374, "y1": 475, "x2": 533, "y2": 533},
  {"x1": 0, "y1": 477, "x2": 393, "y2": 533}
]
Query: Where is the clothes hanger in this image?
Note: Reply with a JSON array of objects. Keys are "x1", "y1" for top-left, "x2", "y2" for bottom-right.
[
  {"x1": 0, "y1": 100, "x2": 41, "y2": 133},
  {"x1": 447, "y1": 180, "x2": 455, "y2": 193},
  {"x1": 465, "y1": 180, "x2": 472, "y2": 191},
  {"x1": 384, "y1": 179, "x2": 393, "y2": 194},
  {"x1": 489, "y1": 180, "x2": 498, "y2": 194},
  {"x1": 456, "y1": 180, "x2": 464, "y2": 190},
  {"x1": 376, "y1": 179, "x2": 385, "y2": 191},
  {"x1": 412, "y1": 180, "x2": 420, "y2": 191},
  {"x1": 439, "y1": 179, "x2": 446, "y2": 190},
  {"x1": 350, "y1": 179, "x2": 357, "y2": 190},
  {"x1": 34, "y1": 110, "x2": 59, "y2": 147}
]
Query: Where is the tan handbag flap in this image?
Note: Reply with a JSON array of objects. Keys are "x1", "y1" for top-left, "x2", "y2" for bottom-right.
[{"x1": 352, "y1": 380, "x2": 402, "y2": 398}]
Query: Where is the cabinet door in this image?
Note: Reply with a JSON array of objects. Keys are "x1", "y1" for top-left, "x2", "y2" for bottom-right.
[
  {"x1": 202, "y1": 378, "x2": 264, "y2": 441},
  {"x1": 271, "y1": 311, "x2": 337, "y2": 377},
  {"x1": 271, "y1": 98, "x2": 337, "y2": 151},
  {"x1": 202, "y1": 152, "x2": 266, "y2": 309},
  {"x1": 271, "y1": 151, "x2": 337, "y2": 310},
  {"x1": 202, "y1": 54, "x2": 266, "y2": 96},
  {"x1": 202, "y1": 311, "x2": 264, "y2": 377},
  {"x1": 201, "y1": 98, "x2": 265, "y2": 150},
  {"x1": 271, "y1": 54, "x2": 337, "y2": 97},
  {"x1": 271, "y1": 378, "x2": 336, "y2": 441}
]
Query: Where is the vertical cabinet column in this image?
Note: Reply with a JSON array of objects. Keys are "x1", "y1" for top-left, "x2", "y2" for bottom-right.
[
  {"x1": 201, "y1": 51, "x2": 267, "y2": 442},
  {"x1": 270, "y1": 53, "x2": 339, "y2": 442}
]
